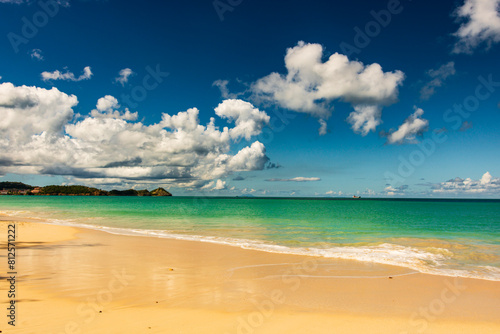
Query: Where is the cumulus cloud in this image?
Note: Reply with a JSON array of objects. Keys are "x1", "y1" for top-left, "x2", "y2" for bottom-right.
[
  {"x1": 213, "y1": 179, "x2": 226, "y2": 190},
  {"x1": 214, "y1": 99, "x2": 270, "y2": 140},
  {"x1": 325, "y1": 190, "x2": 343, "y2": 196},
  {"x1": 385, "y1": 107, "x2": 429, "y2": 144},
  {"x1": 453, "y1": 0, "x2": 500, "y2": 53},
  {"x1": 420, "y1": 62, "x2": 456, "y2": 100},
  {"x1": 30, "y1": 49, "x2": 44, "y2": 61},
  {"x1": 115, "y1": 68, "x2": 134, "y2": 86},
  {"x1": 384, "y1": 185, "x2": 408, "y2": 196},
  {"x1": 266, "y1": 177, "x2": 321, "y2": 182},
  {"x1": 347, "y1": 105, "x2": 382, "y2": 136},
  {"x1": 431, "y1": 172, "x2": 500, "y2": 194},
  {"x1": 90, "y1": 95, "x2": 138, "y2": 121},
  {"x1": 0, "y1": 82, "x2": 77, "y2": 145},
  {"x1": 0, "y1": 82, "x2": 271, "y2": 188},
  {"x1": 227, "y1": 141, "x2": 269, "y2": 171},
  {"x1": 41, "y1": 66, "x2": 93, "y2": 82},
  {"x1": 252, "y1": 41, "x2": 404, "y2": 135}
]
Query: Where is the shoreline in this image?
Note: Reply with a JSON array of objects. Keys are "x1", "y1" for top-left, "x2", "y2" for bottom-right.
[
  {"x1": 2, "y1": 210, "x2": 499, "y2": 282},
  {"x1": 1, "y1": 215, "x2": 500, "y2": 333}
]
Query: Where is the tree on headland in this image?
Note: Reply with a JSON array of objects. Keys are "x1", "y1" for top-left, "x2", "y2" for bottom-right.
[
  {"x1": 0, "y1": 182, "x2": 172, "y2": 196},
  {"x1": 137, "y1": 189, "x2": 152, "y2": 196},
  {"x1": 40, "y1": 185, "x2": 108, "y2": 196},
  {"x1": 0, "y1": 182, "x2": 33, "y2": 190}
]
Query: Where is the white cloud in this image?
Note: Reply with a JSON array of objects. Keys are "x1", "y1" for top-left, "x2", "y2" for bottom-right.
[
  {"x1": 227, "y1": 141, "x2": 269, "y2": 171},
  {"x1": 453, "y1": 0, "x2": 500, "y2": 53},
  {"x1": 30, "y1": 49, "x2": 44, "y2": 61},
  {"x1": 431, "y1": 172, "x2": 500, "y2": 194},
  {"x1": 41, "y1": 66, "x2": 93, "y2": 82},
  {"x1": 213, "y1": 179, "x2": 226, "y2": 190},
  {"x1": 363, "y1": 188, "x2": 376, "y2": 196},
  {"x1": 0, "y1": 0, "x2": 26, "y2": 3},
  {"x1": 347, "y1": 105, "x2": 382, "y2": 136},
  {"x1": 90, "y1": 95, "x2": 138, "y2": 121},
  {"x1": 213, "y1": 79, "x2": 243, "y2": 99},
  {"x1": 252, "y1": 41, "x2": 404, "y2": 135},
  {"x1": 325, "y1": 190, "x2": 342, "y2": 196},
  {"x1": 96, "y1": 95, "x2": 119, "y2": 112},
  {"x1": 481, "y1": 171, "x2": 493, "y2": 184},
  {"x1": 420, "y1": 62, "x2": 456, "y2": 100},
  {"x1": 0, "y1": 82, "x2": 77, "y2": 145},
  {"x1": 115, "y1": 68, "x2": 134, "y2": 86},
  {"x1": 318, "y1": 119, "x2": 327, "y2": 135},
  {"x1": 384, "y1": 185, "x2": 408, "y2": 196},
  {"x1": 242, "y1": 188, "x2": 256, "y2": 194},
  {"x1": 0, "y1": 82, "x2": 270, "y2": 188},
  {"x1": 384, "y1": 187, "x2": 397, "y2": 196},
  {"x1": 215, "y1": 99, "x2": 270, "y2": 140},
  {"x1": 266, "y1": 177, "x2": 321, "y2": 182},
  {"x1": 385, "y1": 107, "x2": 429, "y2": 144},
  {"x1": 201, "y1": 181, "x2": 214, "y2": 190}
]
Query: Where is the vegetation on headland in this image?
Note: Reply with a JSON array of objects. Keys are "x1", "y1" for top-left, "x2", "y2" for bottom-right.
[
  {"x1": 0, "y1": 182, "x2": 33, "y2": 190},
  {"x1": 0, "y1": 182, "x2": 172, "y2": 197}
]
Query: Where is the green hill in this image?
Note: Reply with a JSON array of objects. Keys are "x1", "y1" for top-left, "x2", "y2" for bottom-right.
[
  {"x1": 151, "y1": 187, "x2": 172, "y2": 196},
  {"x1": 40, "y1": 185, "x2": 108, "y2": 196},
  {"x1": 0, "y1": 182, "x2": 172, "y2": 196},
  {"x1": 0, "y1": 182, "x2": 33, "y2": 190}
]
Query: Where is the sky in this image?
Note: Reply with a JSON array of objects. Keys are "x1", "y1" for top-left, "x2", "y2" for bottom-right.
[{"x1": 0, "y1": 0, "x2": 499, "y2": 198}]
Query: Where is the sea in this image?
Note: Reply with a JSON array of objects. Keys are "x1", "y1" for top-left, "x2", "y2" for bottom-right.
[{"x1": 1, "y1": 196, "x2": 499, "y2": 281}]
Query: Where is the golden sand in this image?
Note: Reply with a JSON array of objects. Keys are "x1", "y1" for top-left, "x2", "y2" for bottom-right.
[{"x1": 1, "y1": 217, "x2": 499, "y2": 333}]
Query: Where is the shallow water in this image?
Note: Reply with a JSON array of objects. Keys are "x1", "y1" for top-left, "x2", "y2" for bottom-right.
[{"x1": 1, "y1": 196, "x2": 499, "y2": 280}]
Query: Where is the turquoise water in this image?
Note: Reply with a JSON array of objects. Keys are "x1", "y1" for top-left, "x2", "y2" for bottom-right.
[{"x1": 1, "y1": 196, "x2": 499, "y2": 280}]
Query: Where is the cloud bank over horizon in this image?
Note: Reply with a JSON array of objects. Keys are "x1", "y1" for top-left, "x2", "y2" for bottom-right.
[
  {"x1": 0, "y1": 82, "x2": 270, "y2": 189},
  {"x1": 430, "y1": 172, "x2": 500, "y2": 194}
]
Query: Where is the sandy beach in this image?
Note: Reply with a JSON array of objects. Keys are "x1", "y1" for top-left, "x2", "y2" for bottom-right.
[{"x1": 1, "y1": 216, "x2": 500, "y2": 334}]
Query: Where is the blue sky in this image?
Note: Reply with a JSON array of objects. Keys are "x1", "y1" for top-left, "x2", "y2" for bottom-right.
[{"x1": 0, "y1": 0, "x2": 499, "y2": 197}]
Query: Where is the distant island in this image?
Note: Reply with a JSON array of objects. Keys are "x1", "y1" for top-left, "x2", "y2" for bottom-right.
[{"x1": 0, "y1": 182, "x2": 172, "y2": 197}]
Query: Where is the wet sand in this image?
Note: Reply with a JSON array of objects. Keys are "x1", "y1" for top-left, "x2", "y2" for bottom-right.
[{"x1": 1, "y1": 217, "x2": 499, "y2": 333}]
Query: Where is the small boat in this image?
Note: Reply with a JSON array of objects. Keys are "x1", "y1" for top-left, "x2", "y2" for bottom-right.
[{"x1": 352, "y1": 195, "x2": 361, "y2": 199}]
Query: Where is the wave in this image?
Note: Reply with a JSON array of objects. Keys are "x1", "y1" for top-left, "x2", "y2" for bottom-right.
[
  {"x1": 46, "y1": 219, "x2": 500, "y2": 282},
  {"x1": 2, "y1": 209, "x2": 500, "y2": 281}
]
